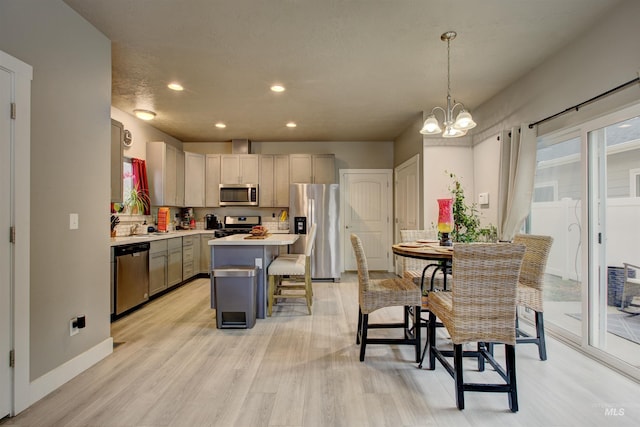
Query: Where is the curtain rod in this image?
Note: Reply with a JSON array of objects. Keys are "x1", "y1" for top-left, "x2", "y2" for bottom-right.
[{"x1": 528, "y1": 76, "x2": 640, "y2": 129}]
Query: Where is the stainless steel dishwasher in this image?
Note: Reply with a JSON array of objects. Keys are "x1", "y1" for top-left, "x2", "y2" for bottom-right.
[{"x1": 114, "y1": 242, "x2": 150, "y2": 316}]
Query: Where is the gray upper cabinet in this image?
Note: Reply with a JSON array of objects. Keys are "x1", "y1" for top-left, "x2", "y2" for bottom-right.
[
  {"x1": 290, "y1": 154, "x2": 335, "y2": 184},
  {"x1": 220, "y1": 154, "x2": 260, "y2": 184},
  {"x1": 176, "y1": 149, "x2": 185, "y2": 207},
  {"x1": 110, "y1": 119, "x2": 124, "y2": 203},
  {"x1": 259, "y1": 154, "x2": 290, "y2": 207},
  {"x1": 147, "y1": 141, "x2": 179, "y2": 206},
  {"x1": 205, "y1": 154, "x2": 221, "y2": 207},
  {"x1": 184, "y1": 151, "x2": 205, "y2": 207}
]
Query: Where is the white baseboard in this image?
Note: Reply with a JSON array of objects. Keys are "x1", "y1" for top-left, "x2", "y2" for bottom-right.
[{"x1": 29, "y1": 337, "x2": 113, "y2": 406}]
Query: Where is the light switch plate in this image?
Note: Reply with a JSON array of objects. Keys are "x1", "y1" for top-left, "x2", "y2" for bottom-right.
[
  {"x1": 69, "y1": 213, "x2": 79, "y2": 230},
  {"x1": 478, "y1": 192, "x2": 489, "y2": 205},
  {"x1": 255, "y1": 258, "x2": 262, "y2": 269}
]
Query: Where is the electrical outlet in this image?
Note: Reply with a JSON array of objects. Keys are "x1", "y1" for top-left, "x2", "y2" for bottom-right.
[
  {"x1": 254, "y1": 258, "x2": 262, "y2": 269},
  {"x1": 70, "y1": 317, "x2": 79, "y2": 336}
]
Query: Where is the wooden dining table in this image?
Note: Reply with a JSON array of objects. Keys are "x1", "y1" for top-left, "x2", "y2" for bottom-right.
[{"x1": 392, "y1": 242, "x2": 453, "y2": 291}]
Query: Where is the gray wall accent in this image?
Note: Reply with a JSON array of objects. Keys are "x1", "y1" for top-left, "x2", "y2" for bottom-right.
[
  {"x1": 471, "y1": 0, "x2": 640, "y2": 143},
  {"x1": 393, "y1": 113, "x2": 424, "y2": 228},
  {"x1": 111, "y1": 107, "x2": 184, "y2": 160},
  {"x1": 0, "y1": 0, "x2": 112, "y2": 380},
  {"x1": 183, "y1": 140, "x2": 395, "y2": 171}
]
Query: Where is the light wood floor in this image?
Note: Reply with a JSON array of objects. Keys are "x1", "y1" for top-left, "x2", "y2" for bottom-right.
[{"x1": 3, "y1": 274, "x2": 640, "y2": 426}]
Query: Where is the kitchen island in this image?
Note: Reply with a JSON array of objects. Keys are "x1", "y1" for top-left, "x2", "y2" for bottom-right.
[{"x1": 208, "y1": 233, "x2": 299, "y2": 319}]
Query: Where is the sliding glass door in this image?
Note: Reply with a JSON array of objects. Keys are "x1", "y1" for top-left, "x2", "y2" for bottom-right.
[
  {"x1": 587, "y1": 112, "x2": 640, "y2": 369},
  {"x1": 531, "y1": 132, "x2": 584, "y2": 341},
  {"x1": 532, "y1": 103, "x2": 640, "y2": 378}
]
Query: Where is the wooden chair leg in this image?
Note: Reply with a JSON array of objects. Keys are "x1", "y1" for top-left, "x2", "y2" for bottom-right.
[
  {"x1": 267, "y1": 275, "x2": 275, "y2": 316},
  {"x1": 305, "y1": 274, "x2": 312, "y2": 314},
  {"x1": 506, "y1": 344, "x2": 518, "y2": 412},
  {"x1": 359, "y1": 313, "x2": 369, "y2": 362},
  {"x1": 454, "y1": 344, "x2": 465, "y2": 410},
  {"x1": 536, "y1": 311, "x2": 547, "y2": 361}
]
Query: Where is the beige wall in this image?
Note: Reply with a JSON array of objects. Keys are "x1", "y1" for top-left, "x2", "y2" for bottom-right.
[
  {"x1": 0, "y1": 0, "x2": 112, "y2": 380},
  {"x1": 111, "y1": 107, "x2": 183, "y2": 160}
]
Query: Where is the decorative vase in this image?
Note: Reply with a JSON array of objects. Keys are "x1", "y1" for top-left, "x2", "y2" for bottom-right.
[{"x1": 437, "y1": 198, "x2": 454, "y2": 246}]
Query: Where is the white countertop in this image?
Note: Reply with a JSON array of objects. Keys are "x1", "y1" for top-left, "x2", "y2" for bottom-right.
[
  {"x1": 208, "y1": 233, "x2": 299, "y2": 246},
  {"x1": 109, "y1": 229, "x2": 217, "y2": 246}
]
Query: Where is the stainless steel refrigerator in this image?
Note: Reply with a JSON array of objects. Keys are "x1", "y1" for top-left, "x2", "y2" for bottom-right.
[{"x1": 289, "y1": 183, "x2": 340, "y2": 281}]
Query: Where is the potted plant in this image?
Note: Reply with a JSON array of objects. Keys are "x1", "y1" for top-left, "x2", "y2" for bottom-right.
[
  {"x1": 125, "y1": 184, "x2": 150, "y2": 215},
  {"x1": 445, "y1": 172, "x2": 497, "y2": 243}
]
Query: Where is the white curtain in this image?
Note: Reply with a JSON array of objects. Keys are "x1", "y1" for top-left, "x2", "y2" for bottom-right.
[{"x1": 497, "y1": 124, "x2": 538, "y2": 241}]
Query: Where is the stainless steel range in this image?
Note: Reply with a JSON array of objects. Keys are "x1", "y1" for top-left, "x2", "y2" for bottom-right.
[{"x1": 214, "y1": 215, "x2": 261, "y2": 238}]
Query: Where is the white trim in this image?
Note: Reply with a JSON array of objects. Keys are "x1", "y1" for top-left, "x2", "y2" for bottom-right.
[
  {"x1": 629, "y1": 168, "x2": 640, "y2": 197},
  {"x1": 28, "y1": 338, "x2": 113, "y2": 407},
  {"x1": 340, "y1": 169, "x2": 394, "y2": 272},
  {"x1": 1, "y1": 49, "x2": 32, "y2": 416}
]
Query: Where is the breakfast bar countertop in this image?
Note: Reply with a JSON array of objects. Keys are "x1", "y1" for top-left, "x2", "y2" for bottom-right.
[{"x1": 208, "y1": 233, "x2": 299, "y2": 246}]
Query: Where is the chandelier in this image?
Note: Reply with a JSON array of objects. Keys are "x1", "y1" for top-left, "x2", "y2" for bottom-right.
[{"x1": 420, "y1": 31, "x2": 476, "y2": 138}]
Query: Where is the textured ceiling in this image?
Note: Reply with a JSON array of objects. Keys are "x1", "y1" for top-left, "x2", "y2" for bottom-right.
[{"x1": 63, "y1": 0, "x2": 621, "y2": 142}]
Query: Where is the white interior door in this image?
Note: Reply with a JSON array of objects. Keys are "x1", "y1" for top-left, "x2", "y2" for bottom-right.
[
  {"x1": 341, "y1": 169, "x2": 393, "y2": 271},
  {"x1": 1, "y1": 67, "x2": 12, "y2": 419},
  {"x1": 394, "y1": 155, "x2": 420, "y2": 274}
]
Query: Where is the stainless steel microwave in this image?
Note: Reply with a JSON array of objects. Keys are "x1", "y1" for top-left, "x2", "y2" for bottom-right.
[{"x1": 219, "y1": 184, "x2": 259, "y2": 206}]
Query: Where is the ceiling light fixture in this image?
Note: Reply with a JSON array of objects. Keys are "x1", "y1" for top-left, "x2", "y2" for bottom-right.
[
  {"x1": 133, "y1": 109, "x2": 156, "y2": 121},
  {"x1": 420, "y1": 31, "x2": 476, "y2": 138},
  {"x1": 270, "y1": 84, "x2": 285, "y2": 92},
  {"x1": 167, "y1": 82, "x2": 184, "y2": 91},
  {"x1": 286, "y1": 122, "x2": 297, "y2": 128},
  {"x1": 215, "y1": 122, "x2": 226, "y2": 129}
]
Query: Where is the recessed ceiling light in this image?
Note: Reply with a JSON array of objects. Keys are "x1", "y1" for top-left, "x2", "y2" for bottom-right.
[
  {"x1": 215, "y1": 123, "x2": 226, "y2": 129},
  {"x1": 619, "y1": 124, "x2": 632, "y2": 128},
  {"x1": 133, "y1": 109, "x2": 156, "y2": 120},
  {"x1": 286, "y1": 122, "x2": 297, "y2": 128},
  {"x1": 167, "y1": 82, "x2": 184, "y2": 91},
  {"x1": 270, "y1": 84, "x2": 285, "y2": 92}
]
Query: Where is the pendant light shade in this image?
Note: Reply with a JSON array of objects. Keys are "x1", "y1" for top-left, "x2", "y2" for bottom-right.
[{"x1": 420, "y1": 31, "x2": 476, "y2": 138}]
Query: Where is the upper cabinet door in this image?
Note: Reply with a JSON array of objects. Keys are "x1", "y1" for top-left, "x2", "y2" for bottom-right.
[
  {"x1": 259, "y1": 155, "x2": 275, "y2": 207},
  {"x1": 147, "y1": 141, "x2": 178, "y2": 206},
  {"x1": 176, "y1": 149, "x2": 185, "y2": 207},
  {"x1": 311, "y1": 154, "x2": 336, "y2": 184},
  {"x1": 290, "y1": 154, "x2": 335, "y2": 184},
  {"x1": 205, "y1": 154, "x2": 221, "y2": 207},
  {"x1": 290, "y1": 154, "x2": 313, "y2": 183},
  {"x1": 184, "y1": 151, "x2": 205, "y2": 207},
  {"x1": 221, "y1": 154, "x2": 259, "y2": 184},
  {"x1": 274, "y1": 155, "x2": 290, "y2": 206}
]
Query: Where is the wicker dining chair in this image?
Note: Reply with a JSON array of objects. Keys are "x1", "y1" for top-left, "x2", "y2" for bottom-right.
[
  {"x1": 426, "y1": 243, "x2": 525, "y2": 412},
  {"x1": 513, "y1": 234, "x2": 553, "y2": 361},
  {"x1": 351, "y1": 234, "x2": 422, "y2": 362}
]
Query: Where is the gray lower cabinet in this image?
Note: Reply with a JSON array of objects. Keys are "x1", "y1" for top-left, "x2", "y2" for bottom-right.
[
  {"x1": 167, "y1": 237, "x2": 183, "y2": 287},
  {"x1": 149, "y1": 240, "x2": 168, "y2": 296},
  {"x1": 182, "y1": 235, "x2": 201, "y2": 280},
  {"x1": 200, "y1": 234, "x2": 215, "y2": 274}
]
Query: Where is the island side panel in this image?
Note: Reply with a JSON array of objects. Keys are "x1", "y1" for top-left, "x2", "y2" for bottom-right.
[{"x1": 210, "y1": 244, "x2": 279, "y2": 319}]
